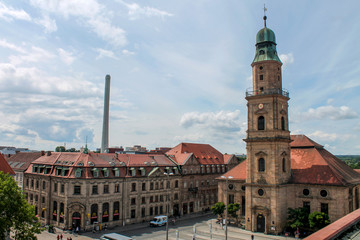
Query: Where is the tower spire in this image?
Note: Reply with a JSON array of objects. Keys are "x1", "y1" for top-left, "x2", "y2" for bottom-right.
[{"x1": 263, "y1": 4, "x2": 267, "y2": 27}]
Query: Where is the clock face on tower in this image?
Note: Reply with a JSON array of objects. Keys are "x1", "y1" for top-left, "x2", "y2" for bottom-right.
[{"x1": 258, "y1": 103, "x2": 264, "y2": 109}]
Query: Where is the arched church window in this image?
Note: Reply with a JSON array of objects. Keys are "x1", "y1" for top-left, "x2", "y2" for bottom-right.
[
  {"x1": 258, "y1": 158, "x2": 265, "y2": 172},
  {"x1": 258, "y1": 116, "x2": 265, "y2": 130},
  {"x1": 281, "y1": 117, "x2": 285, "y2": 130},
  {"x1": 282, "y1": 158, "x2": 286, "y2": 172}
]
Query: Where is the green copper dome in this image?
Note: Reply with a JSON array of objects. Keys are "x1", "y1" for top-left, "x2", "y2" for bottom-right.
[
  {"x1": 252, "y1": 26, "x2": 281, "y2": 64},
  {"x1": 256, "y1": 27, "x2": 276, "y2": 44}
]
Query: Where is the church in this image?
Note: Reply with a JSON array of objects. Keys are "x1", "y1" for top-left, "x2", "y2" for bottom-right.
[{"x1": 217, "y1": 15, "x2": 360, "y2": 234}]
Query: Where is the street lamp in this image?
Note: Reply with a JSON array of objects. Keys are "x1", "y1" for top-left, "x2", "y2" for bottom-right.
[
  {"x1": 221, "y1": 175, "x2": 233, "y2": 240},
  {"x1": 164, "y1": 172, "x2": 174, "y2": 240}
]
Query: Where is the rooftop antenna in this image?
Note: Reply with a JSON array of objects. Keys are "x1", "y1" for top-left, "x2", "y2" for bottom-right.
[
  {"x1": 263, "y1": 4, "x2": 267, "y2": 27},
  {"x1": 83, "y1": 136, "x2": 89, "y2": 154}
]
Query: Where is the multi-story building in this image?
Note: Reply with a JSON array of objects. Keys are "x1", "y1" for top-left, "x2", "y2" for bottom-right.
[
  {"x1": 217, "y1": 15, "x2": 360, "y2": 234},
  {"x1": 23, "y1": 143, "x2": 238, "y2": 231}
]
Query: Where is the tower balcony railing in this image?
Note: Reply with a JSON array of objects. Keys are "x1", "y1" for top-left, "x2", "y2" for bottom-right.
[{"x1": 246, "y1": 88, "x2": 289, "y2": 98}]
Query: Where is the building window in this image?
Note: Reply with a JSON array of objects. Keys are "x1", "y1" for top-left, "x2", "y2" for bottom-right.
[
  {"x1": 92, "y1": 185, "x2": 98, "y2": 195},
  {"x1": 282, "y1": 158, "x2": 286, "y2": 172},
  {"x1": 150, "y1": 207, "x2": 153, "y2": 216},
  {"x1": 114, "y1": 168, "x2": 120, "y2": 177},
  {"x1": 31, "y1": 179, "x2": 34, "y2": 188},
  {"x1": 26, "y1": 179, "x2": 29, "y2": 187},
  {"x1": 258, "y1": 116, "x2": 265, "y2": 130},
  {"x1": 150, "y1": 196, "x2": 153, "y2": 203},
  {"x1": 142, "y1": 197, "x2": 146, "y2": 204},
  {"x1": 54, "y1": 183, "x2": 57, "y2": 192},
  {"x1": 258, "y1": 189, "x2": 264, "y2": 196},
  {"x1": 155, "y1": 206, "x2": 158, "y2": 215},
  {"x1": 321, "y1": 203, "x2": 328, "y2": 215},
  {"x1": 175, "y1": 180, "x2": 179, "y2": 188},
  {"x1": 42, "y1": 196, "x2": 45, "y2": 203},
  {"x1": 258, "y1": 158, "x2": 265, "y2": 172},
  {"x1": 131, "y1": 209, "x2": 136, "y2": 219},
  {"x1": 102, "y1": 203, "x2": 109, "y2": 222},
  {"x1": 320, "y1": 190, "x2": 328, "y2": 198},
  {"x1": 35, "y1": 195, "x2": 38, "y2": 202},
  {"x1": 42, "y1": 181, "x2": 46, "y2": 190},
  {"x1": 141, "y1": 208, "x2": 146, "y2": 218},
  {"x1": 228, "y1": 194, "x2": 235, "y2": 204},
  {"x1": 142, "y1": 183, "x2": 146, "y2": 191},
  {"x1": 150, "y1": 182, "x2": 154, "y2": 190},
  {"x1": 103, "y1": 168, "x2": 109, "y2": 177},
  {"x1": 155, "y1": 195, "x2": 159, "y2": 202},
  {"x1": 60, "y1": 184, "x2": 65, "y2": 193},
  {"x1": 59, "y1": 203, "x2": 64, "y2": 223},
  {"x1": 259, "y1": 50, "x2": 265, "y2": 55},
  {"x1": 115, "y1": 184, "x2": 120, "y2": 193},
  {"x1": 92, "y1": 168, "x2": 99, "y2": 178},
  {"x1": 281, "y1": 116, "x2": 285, "y2": 130},
  {"x1": 53, "y1": 201, "x2": 57, "y2": 221},
  {"x1": 74, "y1": 185, "x2": 81, "y2": 195},
  {"x1": 303, "y1": 189, "x2": 310, "y2": 196},
  {"x1": 131, "y1": 183, "x2": 136, "y2": 192},
  {"x1": 160, "y1": 206, "x2": 163, "y2": 214},
  {"x1": 75, "y1": 168, "x2": 82, "y2": 178},
  {"x1": 260, "y1": 66, "x2": 263, "y2": 70},
  {"x1": 260, "y1": 74, "x2": 263, "y2": 80},
  {"x1": 103, "y1": 185, "x2": 109, "y2": 194},
  {"x1": 303, "y1": 201, "x2": 310, "y2": 214},
  {"x1": 113, "y1": 202, "x2": 120, "y2": 221},
  {"x1": 91, "y1": 204, "x2": 98, "y2": 224},
  {"x1": 131, "y1": 198, "x2": 136, "y2": 205},
  {"x1": 35, "y1": 180, "x2": 39, "y2": 189},
  {"x1": 174, "y1": 193, "x2": 179, "y2": 200}
]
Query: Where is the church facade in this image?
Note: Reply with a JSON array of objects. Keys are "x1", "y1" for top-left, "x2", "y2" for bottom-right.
[{"x1": 218, "y1": 16, "x2": 360, "y2": 234}]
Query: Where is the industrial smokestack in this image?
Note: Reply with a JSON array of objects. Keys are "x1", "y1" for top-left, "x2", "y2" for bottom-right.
[{"x1": 101, "y1": 74, "x2": 111, "y2": 153}]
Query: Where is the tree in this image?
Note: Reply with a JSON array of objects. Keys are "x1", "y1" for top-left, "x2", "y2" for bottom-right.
[
  {"x1": 227, "y1": 203, "x2": 241, "y2": 224},
  {"x1": 211, "y1": 202, "x2": 225, "y2": 218},
  {"x1": 55, "y1": 146, "x2": 66, "y2": 152},
  {"x1": 309, "y1": 211, "x2": 330, "y2": 230},
  {"x1": 0, "y1": 172, "x2": 42, "y2": 239},
  {"x1": 287, "y1": 207, "x2": 310, "y2": 229}
]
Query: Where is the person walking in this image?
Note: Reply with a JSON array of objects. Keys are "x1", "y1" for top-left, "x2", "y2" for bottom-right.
[
  {"x1": 60, "y1": 233, "x2": 63, "y2": 240},
  {"x1": 57, "y1": 235, "x2": 60, "y2": 240},
  {"x1": 251, "y1": 234, "x2": 254, "y2": 240}
]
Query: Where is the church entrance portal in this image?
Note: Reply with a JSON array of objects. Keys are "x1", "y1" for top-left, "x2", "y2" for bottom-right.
[
  {"x1": 256, "y1": 214, "x2": 265, "y2": 232},
  {"x1": 72, "y1": 212, "x2": 81, "y2": 229}
]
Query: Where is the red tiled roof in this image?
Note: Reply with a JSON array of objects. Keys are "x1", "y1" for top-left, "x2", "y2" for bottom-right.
[
  {"x1": 219, "y1": 160, "x2": 246, "y2": 180},
  {"x1": 291, "y1": 134, "x2": 323, "y2": 148},
  {"x1": 0, "y1": 154, "x2": 15, "y2": 175},
  {"x1": 291, "y1": 136, "x2": 360, "y2": 185},
  {"x1": 166, "y1": 143, "x2": 224, "y2": 165},
  {"x1": 7, "y1": 152, "x2": 42, "y2": 171}
]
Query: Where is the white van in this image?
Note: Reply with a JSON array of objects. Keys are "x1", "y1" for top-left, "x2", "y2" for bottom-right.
[
  {"x1": 99, "y1": 233, "x2": 133, "y2": 240},
  {"x1": 149, "y1": 215, "x2": 167, "y2": 227}
]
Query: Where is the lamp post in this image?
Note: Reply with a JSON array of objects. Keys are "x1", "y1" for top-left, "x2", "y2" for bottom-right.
[
  {"x1": 164, "y1": 172, "x2": 174, "y2": 240},
  {"x1": 221, "y1": 175, "x2": 233, "y2": 240}
]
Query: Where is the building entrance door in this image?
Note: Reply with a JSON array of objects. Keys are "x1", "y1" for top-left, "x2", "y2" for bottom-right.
[
  {"x1": 256, "y1": 214, "x2": 265, "y2": 232},
  {"x1": 72, "y1": 212, "x2": 81, "y2": 229},
  {"x1": 173, "y1": 204, "x2": 179, "y2": 216},
  {"x1": 182, "y1": 203, "x2": 188, "y2": 215}
]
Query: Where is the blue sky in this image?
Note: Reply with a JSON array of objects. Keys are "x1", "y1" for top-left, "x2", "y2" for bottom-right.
[{"x1": 0, "y1": 0, "x2": 359, "y2": 155}]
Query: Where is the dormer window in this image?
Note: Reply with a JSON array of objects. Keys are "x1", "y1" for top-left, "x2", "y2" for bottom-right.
[
  {"x1": 61, "y1": 167, "x2": 69, "y2": 176},
  {"x1": 33, "y1": 165, "x2": 38, "y2": 173},
  {"x1": 92, "y1": 168, "x2": 99, "y2": 178},
  {"x1": 113, "y1": 168, "x2": 119, "y2": 177},
  {"x1": 212, "y1": 165, "x2": 215, "y2": 173},
  {"x1": 222, "y1": 165, "x2": 225, "y2": 173},
  {"x1": 201, "y1": 166, "x2": 204, "y2": 174},
  {"x1": 75, "y1": 168, "x2": 82, "y2": 178},
  {"x1": 173, "y1": 167, "x2": 179, "y2": 174},
  {"x1": 56, "y1": 167, "x2": 62, "y2": 176},
  {"x1": 129, "y1": 168, "x2": 136, "y2": 176},
  {"x1": 139, "y1": 167, "x2": 145, "y2": 176},
  {"x1": 103, "y1": 168, "x2": 109, "y2": 177}
]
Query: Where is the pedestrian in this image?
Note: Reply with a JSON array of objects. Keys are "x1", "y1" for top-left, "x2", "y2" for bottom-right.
[
  {"x1": 251, "y1": 234, "x2": 254, "y2": 240},
  {"x1": 60, "y1": 233, "x2": 63, "y2": 240},
  {"x1": 70, "y1": 237, "x2": 72, "y2": 240},
  {"x1": 76, "y1": 226, "x2": 79, "y2": 234},
  {"x1": 57, "y1": 235, "x2": 60, "y2": 240}
]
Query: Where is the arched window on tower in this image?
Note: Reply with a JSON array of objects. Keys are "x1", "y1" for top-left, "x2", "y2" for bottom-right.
[
  {"x1": 258, "y1": 116, "x2": 265, "y2": 130},
  {"x1": 282, "y1": 158, "x2": 286, "y2": 172},
  {"x1": 258, "y1": 158, "x2": 265, "y2": 172},
  {"x1": 281, "y1": 116, "x2": 285, "y2": 130}
]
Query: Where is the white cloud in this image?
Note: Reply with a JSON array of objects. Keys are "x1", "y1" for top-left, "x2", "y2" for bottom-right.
[
  {"x1": 118, "y1": 0, "x2": 173, "y2": 20},
  {"x1": 302, "y1": 105, "x2": 358, "y2": 121},
  {"x1": 122, "y1": 49, "x2": 135, "y2": 56},
  {"x1": 9, "y1": 46, "x2": 55, "y2": 65},
  {"x1": 279, "y1": 53, "x2": 294, "y2": 69},
  {"x1": 0, "y1": 39, "x2": 26, "y2": 53},
  {"x1": 0, "y1": 2, "x2": 31, "y2": 22},
  {"x1": 308, "y1": 130, "x2": 337, "y2": 142},
  {"x1": 95, "y1": 48, "x2": 118, "y2": 60},
  {"x1": 30, "y1": 0, "x2": 127, "y2": 47},
  {"x1": 35, "y1": 15, "x2": 57, "y2": 33},
  {"x1": 180, "y1": 110, "x2": 242, "y2": 132},
  {"x1": 58, "y1": 48, "x2": 75, "y2": 65}
]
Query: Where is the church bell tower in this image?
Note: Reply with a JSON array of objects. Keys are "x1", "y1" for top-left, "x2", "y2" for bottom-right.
[{"x1": 244, "y1": 14, "x2": 291, "y2": 234}]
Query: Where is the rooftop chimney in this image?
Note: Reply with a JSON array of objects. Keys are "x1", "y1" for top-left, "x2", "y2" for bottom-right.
[{"x1": 101, "y1": 75, "x2": 111, "y2": 153}]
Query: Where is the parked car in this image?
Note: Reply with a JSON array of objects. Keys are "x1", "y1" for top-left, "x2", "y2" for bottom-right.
[{"x1": 149, "y1": 215, "x2": 168, "y2": 227}]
